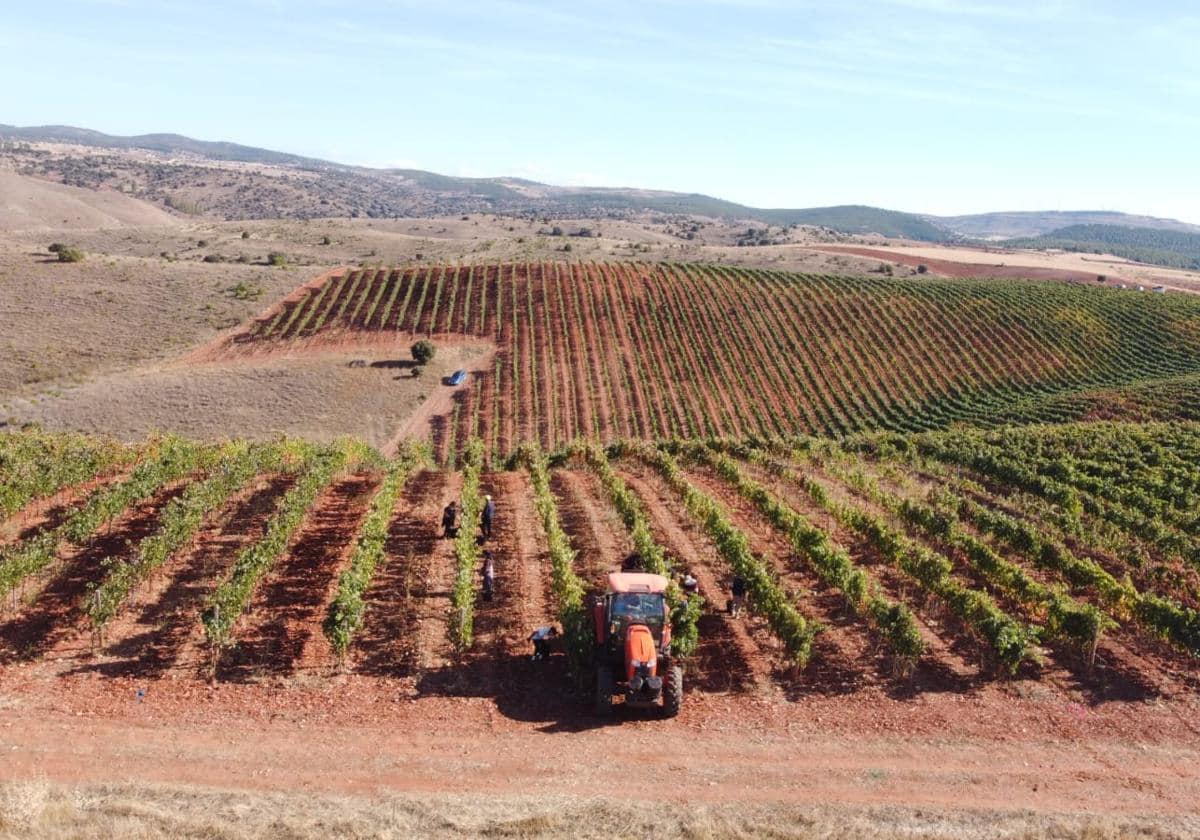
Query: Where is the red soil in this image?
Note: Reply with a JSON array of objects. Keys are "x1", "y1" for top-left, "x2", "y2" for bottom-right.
[{"x1": 0, "y1": 466, "x2": 1197, "y2": 820}]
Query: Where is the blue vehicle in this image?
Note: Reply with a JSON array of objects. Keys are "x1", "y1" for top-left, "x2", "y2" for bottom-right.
[{"x1": 447, "y1": 369, "x2": 467, "y2": 386}]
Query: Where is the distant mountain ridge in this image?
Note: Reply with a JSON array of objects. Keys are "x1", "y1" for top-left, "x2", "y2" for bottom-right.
[
  {"x1": 0, "y1": 124, "x2": 326, "y2": 167},
  {"x1": 2, "y1": 124, "x2": 1195, "y2": 240},
  {"x1": 930, "y1": 210, "x2": 1200, "y2": 239}
]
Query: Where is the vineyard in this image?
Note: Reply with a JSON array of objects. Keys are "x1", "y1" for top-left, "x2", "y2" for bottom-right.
[
  {"x1": 2, "y1": 422, "x2": 1198, "y2": 703},
  {"x1": 207, "y1": 262, "x2": 1200, "y2": 462}
]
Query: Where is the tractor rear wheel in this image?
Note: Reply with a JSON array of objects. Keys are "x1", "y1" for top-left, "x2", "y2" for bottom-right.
[
  {"x1": 594, "y1": 666, "x2": 615, "y2": 716},
  {"x1": 662, "y1": 664, "x2": 683, "y2": 718}
]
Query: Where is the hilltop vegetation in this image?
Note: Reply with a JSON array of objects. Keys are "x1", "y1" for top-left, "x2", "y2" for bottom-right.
[
  {"x1": 761, "y1": 205, "x2": 952, "y2": 241},
  {"x1": 1007, "y1": 224, "x2": 1200, "y2": 271}
]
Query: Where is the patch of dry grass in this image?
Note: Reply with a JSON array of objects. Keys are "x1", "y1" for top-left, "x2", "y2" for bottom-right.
[{"x1": 0, "y1": 780, "x2": 1194, "y2": 840}]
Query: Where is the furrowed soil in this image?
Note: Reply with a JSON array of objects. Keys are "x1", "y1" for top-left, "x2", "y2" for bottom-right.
[{"x1": 0, "y1": 468, "x2": 1198, "y2": 836}]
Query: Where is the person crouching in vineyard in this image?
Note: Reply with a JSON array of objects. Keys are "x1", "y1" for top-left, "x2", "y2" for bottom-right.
[
  {"x1": 481, "y1": 550, "x2": 496, "y2": 602},
  {"x1": 529, "y1": 625, "x2": 559, "y2": 661},
  {"x1": 729, "y1": 574, "x2": 747, "y2": 618},
  {"x1": 442, "y1": 501, "x2": 458, "y2": 539}
]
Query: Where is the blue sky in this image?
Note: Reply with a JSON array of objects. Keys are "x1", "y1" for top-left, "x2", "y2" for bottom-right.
[{"x1": 4, "y1": 1, "x2": 1199, "y2": 221}]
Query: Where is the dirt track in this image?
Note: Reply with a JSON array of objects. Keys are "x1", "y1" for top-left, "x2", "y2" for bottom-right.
[{"x1": 1, "y1": 669, "x2": 1199, "y2": 822}]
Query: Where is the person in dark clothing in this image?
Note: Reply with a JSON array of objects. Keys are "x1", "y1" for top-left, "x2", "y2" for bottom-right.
[
  {"x1": 481, "y1": 550, "x2": 496, "y2": 601},
  {"x1": 481, "y1": 494, "x2": 495, "y2": 539},
  {"x1": 681, "y1": 571, "x2": 700, "y2": 597},
  {"x1": 442, "y1": 501, "x2": 458, "y2": 539},
  {"x1": 621, "y1": 552, "x2": 644, "y2": 572},
  {"x1": 730, "y1": 575, "x2": 747, "y2": 617}
]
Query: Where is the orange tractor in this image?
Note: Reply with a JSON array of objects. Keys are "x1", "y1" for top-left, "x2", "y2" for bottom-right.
[{"x1": 590, "y1": 572, "x2": 682, "y2": 717}]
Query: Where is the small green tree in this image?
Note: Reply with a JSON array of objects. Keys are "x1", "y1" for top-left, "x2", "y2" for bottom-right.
[
  {"x1": 57, "y1": 247, "x2": 85, "y2": 263},
  {"x1": 411, "y1": 339, "x2": 436, "y2": 365},
  {"x1": 267, "y1": 252, "x2": 287, "y2": 266}
]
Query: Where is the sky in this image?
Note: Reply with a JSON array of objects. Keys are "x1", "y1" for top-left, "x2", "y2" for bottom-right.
[{"x1": 4, "y1": 0, "x2": 1199, "y2": 222}]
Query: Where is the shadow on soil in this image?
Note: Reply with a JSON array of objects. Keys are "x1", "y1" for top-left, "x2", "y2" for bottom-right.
[
  {"x1": 368, "y1": 359, "x2": 419, "y2": 370},
  {"x1": 411, "y1": 650, "x2": 669, "y2": 733}
]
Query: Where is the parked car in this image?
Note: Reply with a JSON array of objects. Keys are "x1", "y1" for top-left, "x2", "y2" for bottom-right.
[{"x1": 447, "y1": 369, "x2": 467, "y2": 386}]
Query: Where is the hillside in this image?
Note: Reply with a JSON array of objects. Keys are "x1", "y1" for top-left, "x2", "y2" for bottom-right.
[
  {"x1": 0, "y1": 126, "x2": 947, "y2": 239},
  {"x1": 7, "y1": 126, "x2": 1200, "y2": 249},
  {"x1": 931, "y1": 211, "x2": 1200, "y2": 239},
  {"x1": 763, "y1": 205, "x2": 951, "y2": 240},
  {"x1": 174, "y1": 261, "x2": 1200, "y2": 463},
  {"x1": 1005, "y1": 224, "x2": 1200, "y2": 271},
  {"x1": 0, "y1": 170, "x2": 178, "y2": 230}
]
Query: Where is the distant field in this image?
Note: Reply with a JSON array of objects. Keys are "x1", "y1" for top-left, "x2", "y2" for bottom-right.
[
  {"x1": 811, "y1": 242, "x2": 1200, "y2": 293},
  {"x1": 204, "y1": 261, "x2": 1200, "y2": 462}
]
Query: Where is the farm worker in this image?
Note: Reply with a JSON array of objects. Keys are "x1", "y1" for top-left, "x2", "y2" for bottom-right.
[
  {"x1": 681, "y1": 572, "x2": 700, "y2": 597},
  {"x1": 481, "y1": 494, "x2": 495, "y2": 539},
  {"x1": 442, "y1": 501, "x2": 458, "y2": 539},
  {"x1": 481, "y1": 550, "x2": 496, "y2": 601},
  {"x1": 730, "y1": 575, "x2": 747, "y2": 617},
  {"x1": 529, "y1": 625, "x2": 559, "y2": 661}
]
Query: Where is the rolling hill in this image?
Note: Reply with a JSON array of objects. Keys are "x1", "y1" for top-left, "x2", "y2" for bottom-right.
[
  {"x1": 4, "y1": 125, "x2": 1198, "y2": 245},
  {"x1": 1004, "y1": 224, "x2": 1200, "y2": 271},
  {"x1": 0, "y1": 170, "x2": 178, "y2": 230},
  {"x1": 928, "y1": 210, "x2": 1200, "y2": 239},
  {"x1": 193, "y1": 261, "x2": 1200, "y2": 463},
  {"x1": 0, "y1": 125, "x2": 970, "y2": 240}
]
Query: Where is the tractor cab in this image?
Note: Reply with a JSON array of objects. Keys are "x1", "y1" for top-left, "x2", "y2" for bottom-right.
[{"x1": 591, "y1": 572, "x2": 682, "y2": 717}]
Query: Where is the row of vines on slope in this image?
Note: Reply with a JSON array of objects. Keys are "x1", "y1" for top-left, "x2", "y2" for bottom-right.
[
  {"x1": 201, "y1": 439, "x2": 374, "y2": 665},
  {"x1": 223, "y1": 262, "x2": 1200, "y2": 461},
  {"x1": 87, "y1": 439, "x2": 303, "y2": 634},
  {"x1": 680, "y1": 441, "x2": 925, "y2": 670},
  {"x1": 448, "y1": 438, "x2": 485, "y2": 650},
  {"x1": 1, "y1": 436, "x2": 215, "y2": 607},
  {"x1": 614, "y1": 440, "x2": 816, "y2": 668},
  {"x1": 324, "y1": 442, "x2": 430, "y2": 659}
]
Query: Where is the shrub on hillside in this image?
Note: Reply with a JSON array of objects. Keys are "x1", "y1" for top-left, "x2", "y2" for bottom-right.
[
  {"x1": 266, "y1": 252, "x2": 287, "y2": 266},
  {"x1": 56, "y1": 247, "x2": 85, "y2": 263}
]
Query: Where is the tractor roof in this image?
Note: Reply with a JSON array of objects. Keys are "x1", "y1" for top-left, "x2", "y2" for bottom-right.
[{"x1": 607, "y1": 572, "x2": 669, "y2": 594}]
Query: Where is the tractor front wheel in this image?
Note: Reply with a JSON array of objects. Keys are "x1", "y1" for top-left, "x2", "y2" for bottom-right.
[
  {"x1": 662, "y1": 664, "x2": 683, "y2": 718},
  {"x1": 594, "y1": 666, "x2": 615, "y2": 716}
]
